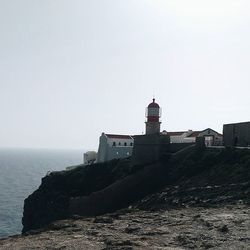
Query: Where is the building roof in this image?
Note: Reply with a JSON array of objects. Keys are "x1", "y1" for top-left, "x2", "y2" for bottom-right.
[
  {"x1": 187, "y1": 131, "x2": 201, "y2": 137},
  {"x1": 148, "y1": 98, "x2": 160, "y2": 108},
  {"x1": 105, "y1": 134, "x2": 134, "y2": 139},
  {"x1": 187, "y1": 128, "x2": 223, "y2": 137},
  {"x1": 166, "y1": 131, "x2": 187, "y2": 136},
  {"x1": 224, "y1": 121, "x2": 250, "y2": 126},
  {"x1": 162, "y1": 128, "x2": 222, "y2": 138}
]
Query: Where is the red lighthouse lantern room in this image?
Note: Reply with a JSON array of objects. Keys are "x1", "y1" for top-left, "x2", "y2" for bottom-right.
[{"x1": 145, "y1": 98, "x2": 162, "y2": 134}]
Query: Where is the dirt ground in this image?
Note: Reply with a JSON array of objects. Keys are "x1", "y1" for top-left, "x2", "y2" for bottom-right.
[{"x1": 1, "y1": 205, "x2": 249, "y2": 250}]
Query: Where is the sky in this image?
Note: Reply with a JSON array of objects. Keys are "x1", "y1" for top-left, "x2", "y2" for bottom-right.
[{"x1": 0, "y1": 0, "x2": 250, "y2": 150}]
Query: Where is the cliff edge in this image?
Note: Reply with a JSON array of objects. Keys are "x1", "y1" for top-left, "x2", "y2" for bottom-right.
[{"x1": 22, "y1": 147, "x2": 250, "y2": 234}]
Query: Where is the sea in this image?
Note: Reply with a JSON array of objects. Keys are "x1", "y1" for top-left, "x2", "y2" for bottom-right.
[{"x1": 0, "y1": 148, "x2": 83, "y2": 238}]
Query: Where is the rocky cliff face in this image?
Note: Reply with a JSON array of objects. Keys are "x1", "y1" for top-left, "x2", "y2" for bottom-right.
[
  {"x1": 22, "y1": 158, "x2": 133, "y2": 232},
  {"x1": 22, "y1": 147, "x2": 250, "y2": 233}
]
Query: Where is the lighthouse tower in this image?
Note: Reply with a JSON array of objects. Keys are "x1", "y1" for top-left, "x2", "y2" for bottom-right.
[{"x1": 145, "y1": 98, "x2": 161, "y2": 134}]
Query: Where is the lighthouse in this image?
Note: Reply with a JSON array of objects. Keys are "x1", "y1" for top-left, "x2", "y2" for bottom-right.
[
  {"x1": 145, "y1": 98, "x2": 161, "y2": 134},
  {"x1": 132, "y1": 98, "x2": 169, "y2": 166}
]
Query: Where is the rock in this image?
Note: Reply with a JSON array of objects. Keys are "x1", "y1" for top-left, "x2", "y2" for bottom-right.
[
  {"x1": 103, "y1": 238, "x2": 134, "y2": 250},
  {"x1": 93, "y1": 217, "x2": 113, "y2": 224},
  {"x1": 124, "y1": 226, "x2": 140, "y2": 234},
  {"x1": 193, "y1": 214, "x2": 201, "y2": 220},
  {"x1": 22, "y1": 229, "x2": 42, "y2": 236},
  {"x1": 218, "y1": 225, "x2": 229, "y2": 233},
  {"x1": 48, "y1": 222, "x2": 76, "y2": 231}
]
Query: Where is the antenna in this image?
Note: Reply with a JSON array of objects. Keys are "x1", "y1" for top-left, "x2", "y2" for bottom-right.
[{"x1": 153, "y1": 93, "x2": 155, "y2": 103}]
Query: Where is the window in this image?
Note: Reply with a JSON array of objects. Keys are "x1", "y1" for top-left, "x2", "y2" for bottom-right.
[
  {"x1": 124, "y1": 142, "x2": 127, "y2": 146},
  {"x1": 112, "y1": 142, "x2": 116, "y2": 146},
  {"x1": 118, "y1": 142, "x2": 121, "y2": 146},
  {"x1": 130, "y1": 142, "x2": 133, "y2": 146}
]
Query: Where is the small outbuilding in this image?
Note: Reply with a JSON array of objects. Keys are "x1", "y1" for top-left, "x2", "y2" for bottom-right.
[{"x1": 84, "y1": 151, "x2": 97, "y2": 165}]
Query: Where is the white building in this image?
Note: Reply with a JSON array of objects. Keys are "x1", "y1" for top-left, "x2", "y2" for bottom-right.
[
  {"x1": 163, "y1": 130, "x2": 194, "y2": 143},
  {"x1": 97, "y1": 133, "x2": 134, "y2": 163},
  {"x1": 163, "y1": 128, "x2": 223, "y2": 146},
  {"x1": 84, "y1": 151, "x2": 97, "y2": 165}
]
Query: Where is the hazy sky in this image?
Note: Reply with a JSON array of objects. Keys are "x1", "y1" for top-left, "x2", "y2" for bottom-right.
[{"x1": 1, "y1": 0, "x2": 250, "y2": 150}]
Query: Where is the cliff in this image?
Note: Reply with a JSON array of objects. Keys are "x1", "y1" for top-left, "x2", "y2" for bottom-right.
[
  {"x1": 22, "y1": 146, "x2": 250, "y2": 233},
  {"x1": 22, "y1": 157, "x2": 133, "y2": 233},
  {"x1": 0, "y1": 146, "x2": 249, "y2": 249}
]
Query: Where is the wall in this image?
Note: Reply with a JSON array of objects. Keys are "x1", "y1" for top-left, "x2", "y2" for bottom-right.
[
  {"x1": 170, "y1": 134, "x2": 187, "y2": 143},
  {"x1": 106, "y1": 137, "x2": 133, "y2": 147},
  {"x1": 169, "y1": 143, "x2": 195, "y2": 153},
  {"x1": 223, "y1": 122, "x2": 250, "y2": 147},
  {"x1": 84, "y1": 151, "x2": 97, "y2": 164},
  {"x1": 106, "y1": 146, "x2": 133, "y2": 161},
  {"x1": 97, "y1": 133, "x2": 108, "y2": 162},
  {"x1": 131, "y1": 134, "x2": 170, "y2": 166},
  {"x1": 145, "y1": 122, "x2": 161, "y2": 134},
  {"x1": 170, "y1": 131, "x2": 193, "y2": 143}
]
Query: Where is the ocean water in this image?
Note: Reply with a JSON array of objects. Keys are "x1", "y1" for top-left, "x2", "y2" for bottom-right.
[{"x1": 0, "y1": 148, "x2": 83, "y2": 238}]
